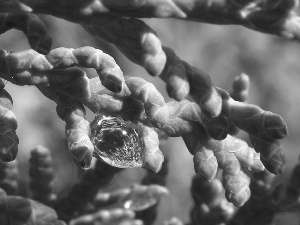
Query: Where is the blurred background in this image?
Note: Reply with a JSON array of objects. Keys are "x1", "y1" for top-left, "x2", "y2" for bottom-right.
[{"x1": 1, "y1": 14, "x2": 300, "y2": 224}]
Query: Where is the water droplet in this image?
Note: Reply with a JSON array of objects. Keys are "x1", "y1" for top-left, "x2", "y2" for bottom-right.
[{"x1": 91, "y1": 114, "x2": 144, "y2": 168}]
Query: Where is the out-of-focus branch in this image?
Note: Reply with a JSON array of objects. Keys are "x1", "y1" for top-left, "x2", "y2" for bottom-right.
[
  {"x1": 0, "y1": 159, "x2": 18, "y2": 195},
  {"x1": 0, "y1": 0, "x2": 33, "y2": 13},
  {"x1": 28, "y1": 145, "x2": 57, "y2": 206},
  {"x1": 190, "y1": 175, "x2": 235, "y2": 225},
  {"x1": 0, "y1": 188, "x2": 66, "y2": 225},
  {"x1": 55, "y1": 160, "x2": 121, "y2": 222},
  {"x1": 12, "y1": 0, "x2": 300, "y2": 41}
]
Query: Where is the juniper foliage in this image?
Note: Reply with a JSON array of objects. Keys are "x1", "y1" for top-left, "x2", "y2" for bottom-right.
[{"x1": 0, "y1": 0, "x2": 300, "y2": 224}]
